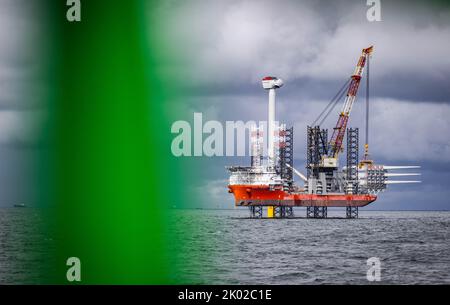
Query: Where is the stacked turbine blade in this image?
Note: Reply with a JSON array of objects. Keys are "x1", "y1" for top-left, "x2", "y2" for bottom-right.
[{"x1": 384, "y1": 166, "x2": 421, "y2": 184}]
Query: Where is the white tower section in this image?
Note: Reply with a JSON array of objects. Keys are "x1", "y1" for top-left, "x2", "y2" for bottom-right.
[
  {"x1": 262, "y1": 76, "x2": 283, "y2": 168},
  {"x1": 250, "y1": 126, "x2": 263, "y2": 167}
]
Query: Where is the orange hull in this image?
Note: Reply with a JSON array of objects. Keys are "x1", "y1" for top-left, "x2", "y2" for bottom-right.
[{"x1": 228, "y1": 185, "x2": 377, "y2": 207}]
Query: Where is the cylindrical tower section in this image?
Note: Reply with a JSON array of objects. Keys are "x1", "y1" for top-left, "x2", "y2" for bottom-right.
[
  {"x1": 262, "y1": 76, "x2": 283, "y2": 168},
  {"x1": 268, "y1": 88, "x2": 276, "y2": 167}
]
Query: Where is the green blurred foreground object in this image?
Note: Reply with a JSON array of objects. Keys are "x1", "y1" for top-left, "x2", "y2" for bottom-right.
[{"x1": 35, "y1": 0, "x2": 193, "y2": 284}]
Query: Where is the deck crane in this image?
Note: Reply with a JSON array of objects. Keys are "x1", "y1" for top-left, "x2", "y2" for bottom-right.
[{"x1": 322, "y1": 46, "x2": 374, "y2": 168}]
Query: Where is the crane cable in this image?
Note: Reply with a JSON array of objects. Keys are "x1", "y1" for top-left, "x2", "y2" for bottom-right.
[
  {"x1": 365, "y1": 55, "x2": 370, "y2": 149},
  {"x1": 311, "y1": 77, "x2": 351, "y2": 127},
  {"x1": 318, "y1": 82, "x2": 349, "y2": 127}
]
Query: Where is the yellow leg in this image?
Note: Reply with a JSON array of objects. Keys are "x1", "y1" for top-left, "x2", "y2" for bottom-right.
[{"x1": 267, "y1": 206, "x2": 274, "y2": 218}]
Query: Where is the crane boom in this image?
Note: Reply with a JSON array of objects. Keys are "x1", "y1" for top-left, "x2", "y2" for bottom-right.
[{"x1": 329, "y1": 46, "x2": 374, "y2": 159}]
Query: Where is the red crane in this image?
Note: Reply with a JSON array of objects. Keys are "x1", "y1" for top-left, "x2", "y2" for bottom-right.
[{"x1": 328, "y1": 46, "x2": 374, "y2": 160}]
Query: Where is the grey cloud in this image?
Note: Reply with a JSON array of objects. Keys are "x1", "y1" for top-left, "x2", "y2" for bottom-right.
[
  {"x1": 157, "y1": 1, "x2": 450, "y2": 210},
  {"x1": 154, "y1": 0, "x2": 450, "y2": 103},
  {"x1": 0, "y1": 1, "x2": 48, "y2": 206},
  {"x1": 0, "y1": 0, "x2": 48, "y2": 111}
]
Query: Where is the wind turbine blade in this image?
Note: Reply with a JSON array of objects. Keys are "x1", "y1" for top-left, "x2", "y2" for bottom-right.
[
  {"x1": 384, "y1": 166, "x2": 421, "y2": 170},
  {"x1": 385, "y1": 173, "x2": 421, "y2": 177},
  {"x1": 286, "y1": 163, "x2": 308, "y2": 182},
  {"x1": 384, "y1": 180, "x2": 421, "y2": 184}
]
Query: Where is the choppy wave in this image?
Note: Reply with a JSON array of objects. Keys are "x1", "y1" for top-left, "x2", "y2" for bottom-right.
[{"x1": 169, "y1": 209, "x2": 450, "y2": 284}]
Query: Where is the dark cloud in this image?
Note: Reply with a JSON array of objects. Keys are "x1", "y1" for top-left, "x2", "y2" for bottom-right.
[
  {"x1": 0, "y1": 0, "x2": 48, "y2": 111},
  {"x1": 0, "y1": 1, "x2": 48, "y2": 206},
  {"x1": 154, "y1": 0, "x2": 450, "y2": 99},
  {"x1": 161, "y1": 0, "x2": 450, "y2": 210}
]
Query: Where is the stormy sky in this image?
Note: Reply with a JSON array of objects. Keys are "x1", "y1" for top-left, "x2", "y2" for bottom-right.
[
  {"x1": 155, "y1": 0, "x2": 450, "y2": 210},
  {"x1": 0, "y1": 1, "x2": 47, "y2": 206},
  {"x1": 0, "y1": 1, "x2": 449, "y2": 210}
]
